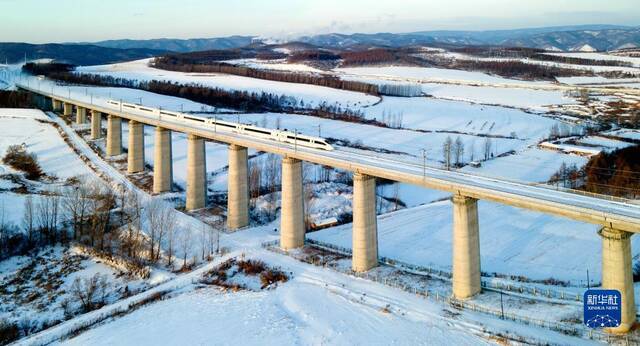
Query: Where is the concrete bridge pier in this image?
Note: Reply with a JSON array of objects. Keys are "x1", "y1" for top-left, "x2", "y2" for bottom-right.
[
  {"x1": 127, "y1": 120, "x2": 145, "y2": 174},
  {"x1": 352, "y1": 172, "x2": 378, "y2": 272},
  {"x1": 452, "y1": 194, "x2": 481, "y2": 299},
  {"x1": 52, "y1": 99, "x2": 62, "y2": 112},
  {"x1": 90, "y1": 110, "x2": 102, "y2": 140},
  {"x1": 153, "y1": 127, "x2": 173, "y2": 194},
  {"x1": 599, "y1": 227, "x2": 636, "y2": 334},
  {"x1": 186, "y1": 134, "x2": 207, "y2": 211},
  {"x1": 63, "y1": 102, "x2": 73, "y2": 117},
  {"x1": 227, "y1": 144, "x2": 249, "y2": 230},
  {"x1": 106, "y1": 115, "x2": 122, "y2": 157},
  {"x1": 280, "y1": 157, "x2": 305, "y2": 250},
  {"x1": 76, "y1": 106, "x2": 87, "y2": 124}
]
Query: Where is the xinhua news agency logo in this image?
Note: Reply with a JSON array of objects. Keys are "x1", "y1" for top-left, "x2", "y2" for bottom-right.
[{"x1": 584, "y1": 289, "x2": 621, "y2": 328}]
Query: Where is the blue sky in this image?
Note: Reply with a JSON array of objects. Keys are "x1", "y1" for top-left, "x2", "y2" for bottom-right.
[{"x1": 1, "y1": 0, "x2": 638, "y2": 43}]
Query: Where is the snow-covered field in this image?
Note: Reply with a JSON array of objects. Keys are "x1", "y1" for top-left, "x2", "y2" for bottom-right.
[
  {"x1": 308, "y1": 200, "x2": 622, "y2": 282},
  {"x1": 77, "y1": 59, "x2": 379, "y2": 109},
  {"x1": 605, "y1": 128, "x2": 640, "y2": 141},
  {"x1": 421, "y1": 83, "x2": 576, "y2": 110},
  {"x1": 545, "y1": 52, "x2": 640, "y2": 68},
  {"x1": 0, "y1": 109, "x2": 93, "y2": 180},
  {"x1": 336, "y1": 66, "x2": 551, "y2": 86},
  {"x1": 225, "y1": 58, "x2": 325, "y2": 73}
]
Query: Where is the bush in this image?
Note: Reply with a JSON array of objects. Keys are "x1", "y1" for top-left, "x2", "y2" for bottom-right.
[
  {"x1": 0, "y1": 319, "x2": 20, "y2": 345},
  {"x1": 2, "y1": 145, "x2": 44, "y2": 180},
  {"x1": 237, "y1": 259, "x2": 267, "y2": 275},
  {"x1": 259, "y1": 269, "x2": 288, "y2": 289}
]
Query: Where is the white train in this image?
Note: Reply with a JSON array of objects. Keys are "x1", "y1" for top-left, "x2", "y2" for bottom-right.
[{"x1": 106, "y1": 100, "x2": 334, "y2": 151}]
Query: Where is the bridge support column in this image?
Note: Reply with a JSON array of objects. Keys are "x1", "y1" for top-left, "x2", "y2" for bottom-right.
[
  {"x1": 352, "y1": 172, "x2": 378, "y2": 272},
  {"x1": 52, "y1": 99, "x2": 61, "y2": 112},
  {"x1": 452, "y1": 194, "x2": 481, "y2": 299},
  {"x1": 127, "y1": 121, "x2": 145, "y2": 174},
  {"x1": 76, "y1": 106, "x2": 87, "y2": 124},
  {"x1": 599, "y1": 227, "x2": 636, "y2": 334},
  {"x1": 106, "y1": 115, "x2": 122, "y2": 157},
  {"x1": 227, "y1": 144, "x2": 248, "y2": 230},
  {"x1": 63, "y1": 102, "x2": 73, "y2": 117},
  {"x1": 90, "y1": 110, "x2": 102, "y2": 140},
  {"x1": 153, "y1": 127, "x2": 173, "y2": 194},
  {"x1": 186, "y1": 134, "x2": 206, "y2": 211},
  {"x1": 280, "y1": 157, "x2": 304, "y2": 250}
]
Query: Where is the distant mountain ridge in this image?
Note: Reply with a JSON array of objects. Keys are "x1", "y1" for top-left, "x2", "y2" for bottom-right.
[
  {"x1": 297, "y1": 25, "x2": 640, "y2": 51},
  {"x1": 84, "y1": 36, "x2": 254, "y2": 53},
  {"x1": 69, "y1": 25, "x2": 640, "y2": 53},
  {"x1": 0, "y1": 43, "x2": 166, "y2": 65}
]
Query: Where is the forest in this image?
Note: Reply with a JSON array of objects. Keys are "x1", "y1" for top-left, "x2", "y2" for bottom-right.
[{"x1": 582, "y1": 145, "x2": 640, "y2": 198}]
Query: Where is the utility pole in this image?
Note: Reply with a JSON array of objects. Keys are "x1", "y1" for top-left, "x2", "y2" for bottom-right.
[
  {"x1": 500, "y1": 291, "x2": 505, "y2": 320},
  {"x1": 317, "y1": 124, "x2": 321, "y2": 137},
  {"x1": 294, "y1": 129, "x2": 298, "y2": 152},
  {"x1": 586, "y1": 269, "x2": 590, "y2": 289},
  {"x1": 421, "y1": 149, "x2": 427, "y2": 178}
]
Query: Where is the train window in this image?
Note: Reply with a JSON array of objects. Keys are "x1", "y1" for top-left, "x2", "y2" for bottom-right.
[
  {"x1": 185, "y1": 116, "x2": 205, "y2": 122},
  {"x1": 245, "y1": 127, "x2": 271, "y2": 135}
]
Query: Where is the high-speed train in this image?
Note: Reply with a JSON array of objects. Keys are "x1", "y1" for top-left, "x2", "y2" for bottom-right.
[{"x1": 106, "y1": 100, "x2": 334, "y2": 151}]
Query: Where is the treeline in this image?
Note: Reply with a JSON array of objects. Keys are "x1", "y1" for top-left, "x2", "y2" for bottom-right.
[
  {"x1": 22, "y1": 62, "x2": 74, "y2": 75},
  {"x1": 582, "y1": 145, "x2": 640, "y2": 198},
  {"x1": 0, "y1": 90, "x2": 34, "y2": 108},
  {"x1": 153, "y1": 57, "x2": 380, "y2": 95},
  {"x1": 452, "y1": 59, "x2": 592, "y2": 80},
  {"x1": 25, "y1": 67, "x2": 385, "y2": 126},
  {"x1": 451, "y1": 46, "x2": 634, "y2": 67}
]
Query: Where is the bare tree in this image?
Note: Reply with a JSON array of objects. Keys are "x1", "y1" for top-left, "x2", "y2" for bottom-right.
[
  {"x1": 22, "y1": 195, "x2": 35, "y2": 245},
  {"x1": 62, "y1": 179, "x2": 91, "y2": 241},
  {"x1": 483, "y1": 137, "x2": 493, "y2": 161},
  {"x1": 36, "y1": 193, "x2": 60, "y2": 245},
  {"x1": 442, "y1": 136, "x2": 453, "y2": 170},
  {"x1": 71, "y1": 273, "x2": 110, "y2": 313},
  {"x1": 179, "y1": 227, "x2": 192, "y2": 269},
  {"x1": 145, "y1": 199, "x2": 177, "y2": 263},
  {"x1": 453, "y1": 136, "x2": 465, "y2": 167},
  {"x1": 248, "y1": 157, "x2": 262, "y2": 209}
]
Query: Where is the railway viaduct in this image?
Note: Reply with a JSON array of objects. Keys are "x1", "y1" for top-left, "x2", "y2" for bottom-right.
[{"x1": 23, "y1": 84, "x2": 640, "y2": 333}]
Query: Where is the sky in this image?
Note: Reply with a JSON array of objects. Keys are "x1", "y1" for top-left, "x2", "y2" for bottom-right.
[{"x1": 0, "y1": 0, "x2": 639, "y2": 43}]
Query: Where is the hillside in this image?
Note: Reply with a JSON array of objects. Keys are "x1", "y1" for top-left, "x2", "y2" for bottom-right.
[{"x1": 0, "y1": 43, "x2": 166, "y2": 65}]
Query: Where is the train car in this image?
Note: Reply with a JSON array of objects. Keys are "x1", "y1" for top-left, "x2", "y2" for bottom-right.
[{"x1": 106, "y1": 100, "x2": 334, "y2": 151}]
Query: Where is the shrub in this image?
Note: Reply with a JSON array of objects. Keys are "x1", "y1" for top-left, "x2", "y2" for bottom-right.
[
  {"x1": 237, "y1": 259, "x2": 267, "y2": 275},
  {"x1": 259, "y1": 269, "x2": 288, "y2": 289},
  {"x1": 0, "y1": 319, "x2": 20, "y2": 345},
  {"x1": 2, "y1": 145, "x2": 44, "y2": 180}
]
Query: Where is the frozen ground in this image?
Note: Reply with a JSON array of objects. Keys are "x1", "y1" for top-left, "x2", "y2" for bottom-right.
[
  {"x1": 77, "y1": 59, "x2": 379, "y2": 109},
  {"x1": 421, "y1": 83, "x2": 576, "y2": 110},
  {"x1": 605, "y1": 128, "x2": 640, "y2": 141},
  {"x1": 308, "y1": 199, "x2": 638, "y2": 283},
  {"x1": 361, "y1": 96, "x2": 568, "y2": 140},
  {"x1": 336, "y1": 66, "x2": 551, "y2": 86},
  {"x1": 0, "y1": 109, "x2": 93, "y2": 180},
  {"x1": 460, "y1": 147, "x2": 588, "y2": 182},
  {"x1": 53, "y1": 246, "x2": 594, "y2": 346}
]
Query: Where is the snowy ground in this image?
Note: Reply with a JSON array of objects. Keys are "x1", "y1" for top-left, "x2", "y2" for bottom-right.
[
  {"x1": 335, "y1": 66, "x2": 552, "y2": 86},
  {"x1": 307, "y1": 200, "x2": 623, "y2": 283},
  {"x1": 0, "y1": 109, "x2": 93, "y2": 180},
  {"x1": 53, "y1": 245, "x2": 597, "y2": 346},
  {"x1": 77, "y1": 59, "x2": 379, "y2": 109}
]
